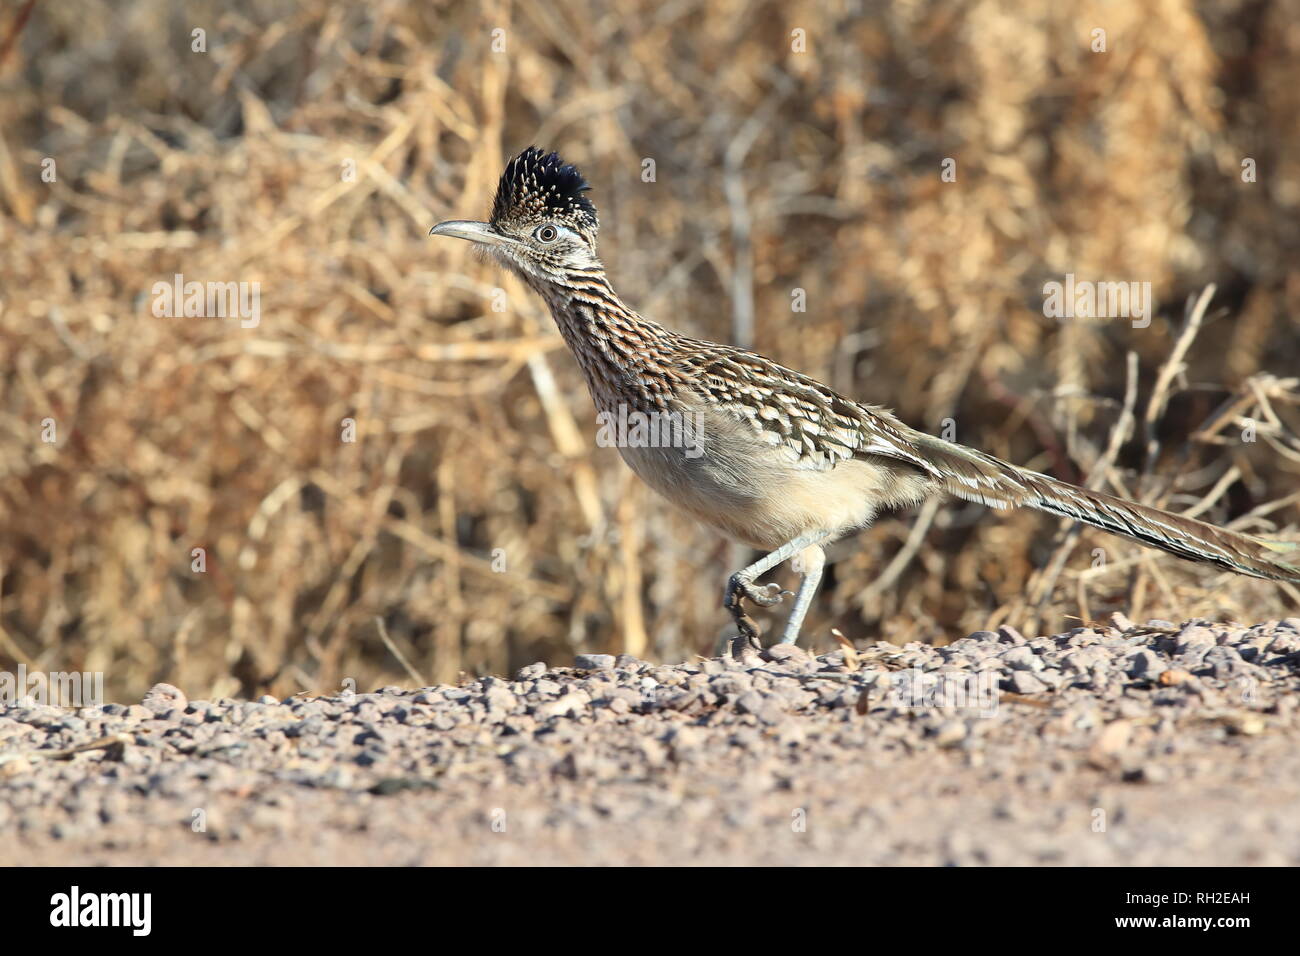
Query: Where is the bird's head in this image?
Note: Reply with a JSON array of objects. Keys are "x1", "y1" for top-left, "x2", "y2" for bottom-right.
[{"x1": 429, "y1": 146, "x2": 600, "y2": 284}]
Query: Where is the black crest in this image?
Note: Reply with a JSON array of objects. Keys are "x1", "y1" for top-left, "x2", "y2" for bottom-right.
[{"x1": 491, "y1": 146, "x2": 598, "y2": 232}]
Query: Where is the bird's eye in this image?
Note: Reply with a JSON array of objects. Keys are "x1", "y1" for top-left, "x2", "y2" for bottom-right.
[{"x1": 534, "y1": 224, "x2": 559, "y2": 243}]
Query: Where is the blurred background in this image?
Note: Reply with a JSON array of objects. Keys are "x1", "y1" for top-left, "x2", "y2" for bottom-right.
[{"x1": 1, "y1": 0, "x2": 1298, "y2": 701}]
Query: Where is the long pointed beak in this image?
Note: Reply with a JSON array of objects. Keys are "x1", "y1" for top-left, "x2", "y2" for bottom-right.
[{"x1": 428, "y1": 219, "x2": 511, "y2": 246}]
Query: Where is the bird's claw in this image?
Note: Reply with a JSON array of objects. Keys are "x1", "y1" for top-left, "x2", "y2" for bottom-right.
[
  {"x1": 741, "y1": 580, "x2": 786, "y2": 607},
  {"x1": 724, "y1": 575, "x2": 792, "y2": 651}
]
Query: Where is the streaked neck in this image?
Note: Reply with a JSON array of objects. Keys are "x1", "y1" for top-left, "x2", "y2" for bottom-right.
[{"x1": 531, "y1": 268, "x2": 679, "y2": 411}]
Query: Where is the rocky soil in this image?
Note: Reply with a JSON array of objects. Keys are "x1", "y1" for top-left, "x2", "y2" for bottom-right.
[{"x1": 3, "y1": 613, "x2": 1300, "y2": 865}]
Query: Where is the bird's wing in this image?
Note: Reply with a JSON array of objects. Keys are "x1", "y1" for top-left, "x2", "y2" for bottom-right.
[{"x1": 677, "y1": 341, "x2": 942, "y2": 475}]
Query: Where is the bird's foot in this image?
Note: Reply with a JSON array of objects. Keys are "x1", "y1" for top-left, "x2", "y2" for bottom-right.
[
  {"x1": 736, "y1": 578, "x2": 786, "y2": 607},
  {"x1": 724, "y1": 575, "x2": 790, "y2": 651},
  {"x1": 729, "y1": 627, "x2": 761, "y2": 657}
]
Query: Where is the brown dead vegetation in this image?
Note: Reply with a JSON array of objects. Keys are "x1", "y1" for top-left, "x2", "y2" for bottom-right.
[{"x1": 0, "y1": 1, "x2": 1297, "y2": 700}]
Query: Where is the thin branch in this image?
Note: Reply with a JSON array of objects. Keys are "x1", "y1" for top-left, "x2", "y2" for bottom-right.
[
  {"x1": 374, "y1": 616, "x2": 427, "y2": 687},
  {"x1": 1141, "y1": 284, "x2": 1215, "y2": 483}
]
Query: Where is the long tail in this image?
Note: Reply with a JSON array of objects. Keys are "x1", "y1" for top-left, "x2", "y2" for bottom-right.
[{"x1": 911, "y1": 433, "x2": 1300, "y2": 583}]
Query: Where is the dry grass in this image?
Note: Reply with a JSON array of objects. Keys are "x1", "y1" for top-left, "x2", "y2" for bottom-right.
[{"x1": 1, "y1": 0, "x2": 1298, "y2": 701}]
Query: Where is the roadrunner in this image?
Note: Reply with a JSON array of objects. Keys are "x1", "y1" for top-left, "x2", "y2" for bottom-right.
[{"x1": 431, "y1": 146, "x2": 1300, "y2": 646}]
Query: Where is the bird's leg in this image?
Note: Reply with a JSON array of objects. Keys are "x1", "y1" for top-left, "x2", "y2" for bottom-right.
[
  {"x1": 724, "y1": 531, "x2": 830, "y2": 646},
  {"x1": 780, "y1": 544, "x2": 826, "y2": 644}
]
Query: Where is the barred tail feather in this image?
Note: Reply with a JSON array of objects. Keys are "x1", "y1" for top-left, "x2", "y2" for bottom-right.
[
  {"x1": 1024, "y1": 472, "x2": 1300, "y2": 582},
  {"x1": 913, "y1": 434, "x2": 1300, "y2": 583}
]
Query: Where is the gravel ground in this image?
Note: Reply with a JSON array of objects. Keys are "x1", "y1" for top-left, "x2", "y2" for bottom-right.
[{"x1": 3, "y1": 613, "x2": 1300, "y2": 866}]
